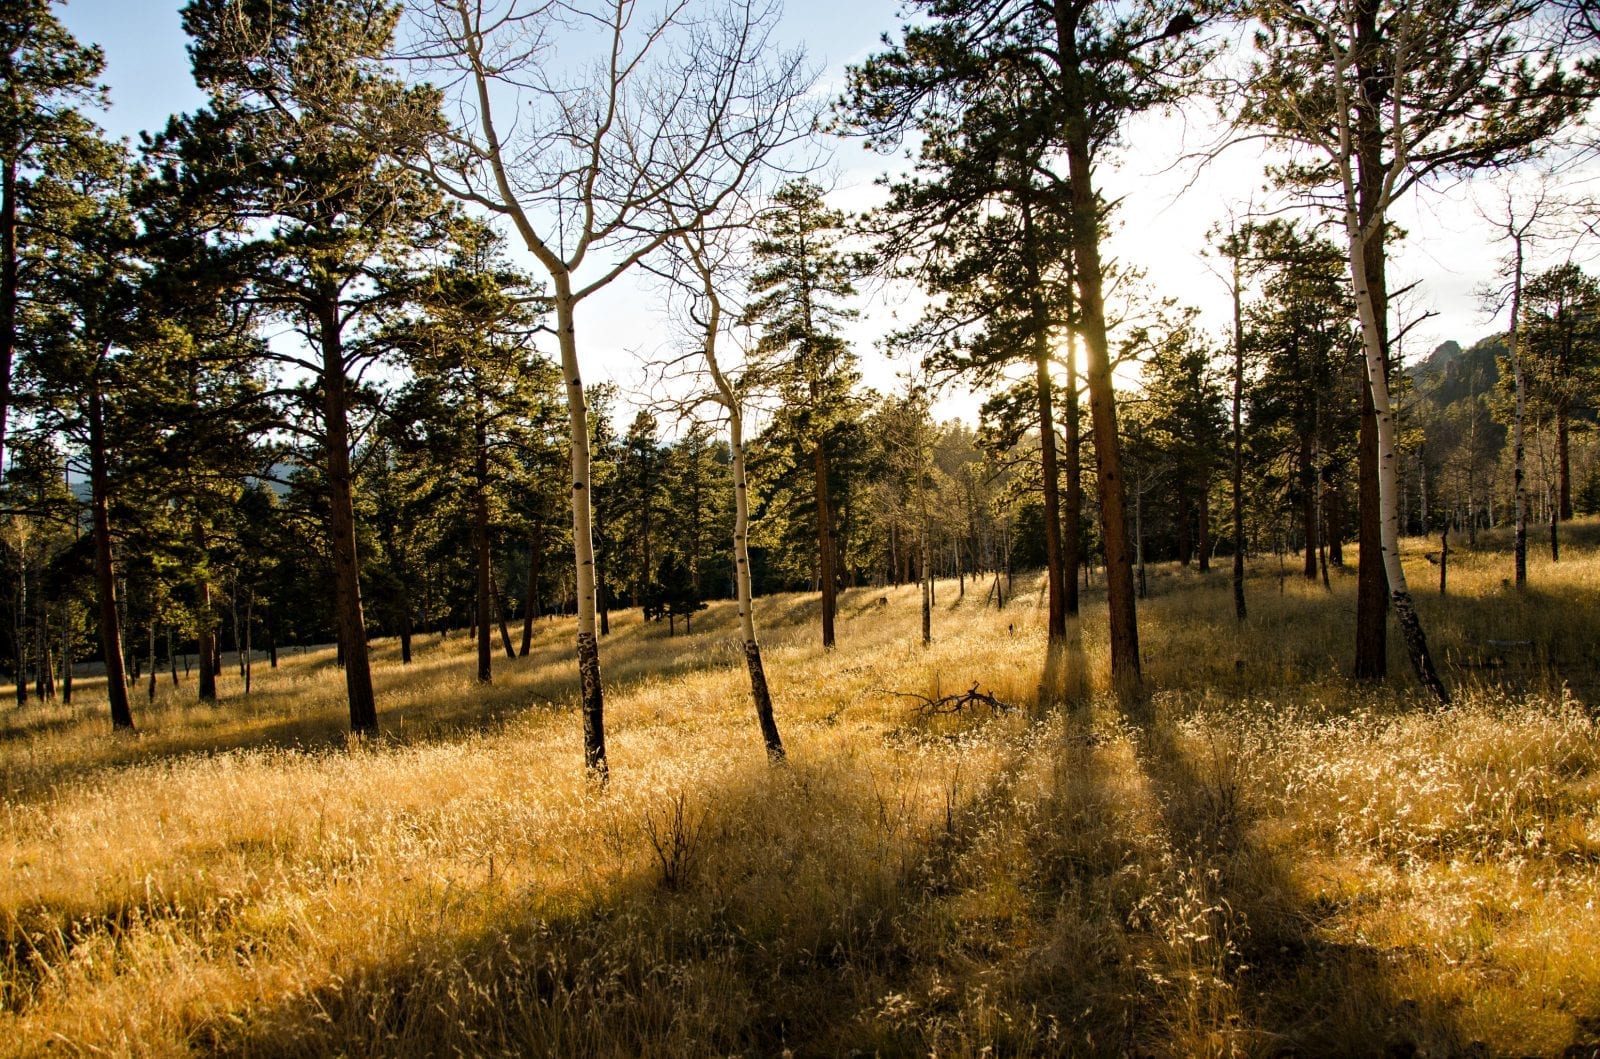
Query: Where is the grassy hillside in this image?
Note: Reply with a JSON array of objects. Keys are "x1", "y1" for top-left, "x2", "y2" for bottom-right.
[{"x1": 4, "y1": 528, "x2": 1600, "y2": 1056}]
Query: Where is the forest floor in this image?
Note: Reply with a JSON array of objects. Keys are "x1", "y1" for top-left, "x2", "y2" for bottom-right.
[{"x1": 5, "y1": 527, "x2": 1600, "y2": 1056}]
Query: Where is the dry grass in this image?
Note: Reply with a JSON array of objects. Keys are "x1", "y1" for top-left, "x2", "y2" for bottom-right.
[{"x1": 4, "y1": 526, "x2": 1600, "y2": 1056}]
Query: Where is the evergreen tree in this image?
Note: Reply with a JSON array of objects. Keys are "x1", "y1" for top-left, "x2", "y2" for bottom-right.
[
  {"x1": 149, "y1": 0, "x2": 452, "y2": 734},
  {"x1": 742, "y1": 178, "x2": 863, "y2": 649}
]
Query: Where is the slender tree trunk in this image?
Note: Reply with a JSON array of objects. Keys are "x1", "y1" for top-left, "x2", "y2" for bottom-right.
[
  {"x1": 244, "y1": 591, "x2": 253, "y2": 695},
  {"x1": 60, "y1": 599, "x2": 72, "y2": 704},
  {"x1": 1056, "y1": 59, "x2": 1140, "y2": 700},
  {"x1": 474, "y1": 420, "x2": 492, "y2": 684},
  {"x1": 920, "y1": 516, "x2": 932, "y2": 647},
  {"x1": 89, "y1": 383, "x2": 134, "y2": 730},
  {"x1": 1347, "y1": 224, "x2": 1448, "y2": 702},
  {"x1": 13, "y1": 559, "x2": 23, "y2": 707},
  {"x1": 553, "y1": 279, "x2": 605, "y2": 776},
  {"x1": 147, "y1": 620, "x2": 157, "y2": 702},
  {"x1": 1063, "y1": 285, "x2": 1082, "y2": 615},
  {"x1": 495, "y1": 580, "x2": 515, "y2": 660},
  {"x1": 814, "y1": 441, "x2": 837, "y2": 649},
  {"x1": 1558, "y1": 412, "x2": 1572, "y2": 521},
  {"x1": 520, "y1": 531, "x2": 540, "y2": 656},
  {"x1": 1353, "y1": 0, "x2": 1389, "y2": 681},
  {"x1": 1022, "y1": 198, "x2": 1068, "y2": 643},
  {"x1": 0, "y1": 147, "x2": 16, "y2": 482},
  {"x1": 1301, "y1": 433, "x2": 1318, "y2": 579},
  {"x1": 1439, "y1": 524, "x2": 1448, "y2": 596},
  {"x1": 168, "y1": 626, "x2": 178, "y2": 685},
  {"x1": 1230, "y1": 251, "x2": 1247, "y2": 620},
  {"x1": 318, "y1": 299, "x2": 378, "y2": 735},
  {"x1": 1510, "y1": 238, "x2": 1528, "y2": 590}
]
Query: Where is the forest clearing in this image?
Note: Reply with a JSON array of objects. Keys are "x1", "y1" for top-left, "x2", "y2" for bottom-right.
[{"x1": 6, "y1": 529, "x2": 1600, "y2": 1057}]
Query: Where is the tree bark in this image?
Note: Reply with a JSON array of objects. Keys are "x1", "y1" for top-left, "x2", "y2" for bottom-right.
[
  {"x1": 520, "y1": 531, "x2": 540, "y2": 656},
  {"x1": 1353, "y1": 0, "x2": 1389, "y2": 681},
  {"x1": 1510, "y1": 237, "x2": 1528, "y2": 590},
  {"x1": 1558, "y1": 411, "x2": 1572, "y2": 521},
  {"x1": 1052, "y1": 19, "x2": 1139, "y2": 700},
  {"x1": 814, "y1": 441, "x2": 837, "y2": 649},
  {"x1": 1347, "y1": 221, "x2": 1448, "y2": 702},
  {"x1": 1231, "y1": 250, "x2": 1247, "y2": 620},
  {"x1": 0, "y1": 146, "x2": 16, "y2": 482},
  {"x1": 553, "y1": 276, "x2": 605, "y2": 777},
  {"x1": 318, "y1": 298, "x2": 379, "y2": 735},
  {"x1": 89, "y1": 383, "x2": 134, "y2": 730},
  {"x1": 474, "y1": 416, "x2": 492, "y2": 684}
]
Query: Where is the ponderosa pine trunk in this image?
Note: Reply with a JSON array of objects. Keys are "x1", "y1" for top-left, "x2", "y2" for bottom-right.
[
  {"x1": 520, "y1": 531, "x2": 540, "y2": 656},
  {"x1": 0, "y1": 147, "x2": 14, "y2": 483},
  {"x1": 318, "y1": 299, "x2": 378, "y2": 735},
  {"x1": 814, "y1": 440, "x2": 837, "y2": 649},
  {"x1": 474, "y1": 417, "x2": 492, "y2": 684},
  {"x1": 60, "y1": 599, "x2": 72, "y2": 704},
  {"x1": 192, "y1": 521, "x2": 217, "y2": 702},
  {"x1": 1021, "y1": 197, "x2": 1068, "y2": 643},
  {"x1": 88, "y1": 382, "x2": 133, "y2": 731},
  {"x1": 495, "y1": 576, "x2": 515, "y2": 660},
  {"x1": 1510, "y1": 239, "x2": 1528, "y2": 590},
  {"x1": 1057, "y1": 78, "x2": 1139, "y2": 699},
  {"x1": 1558, "y1": 412, "x2": 1572, "y2": 521},
  {"x1": 1231, "y1": 265, "x2": 1247, "y2": 620}
]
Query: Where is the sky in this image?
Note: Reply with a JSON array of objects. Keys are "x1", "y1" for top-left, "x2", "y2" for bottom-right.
[{"x1": 56, "y1": 0, "x2": 1597, "y2": 427}]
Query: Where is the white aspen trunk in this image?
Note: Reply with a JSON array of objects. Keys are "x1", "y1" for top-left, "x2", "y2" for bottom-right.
[
  {"x1": 554, "y1": 276, "x2": 606, "y2": 776},
  {"x1": 699, "y1": 278, "x2": 783, "y2": 761},
  {"x1": 1346, "y1": 226, "x2": 1449, "y2": 703}
]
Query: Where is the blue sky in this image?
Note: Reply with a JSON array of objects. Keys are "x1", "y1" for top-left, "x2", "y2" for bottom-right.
[{"x1": 54, "y1": 0, "x2": 1580, "y2": 424}]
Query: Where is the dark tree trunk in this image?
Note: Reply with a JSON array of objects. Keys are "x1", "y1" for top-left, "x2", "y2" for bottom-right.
[
  {"x1": 1022, "y1": 196, "x2": 1068, "y2": 643},
  {"x1": 1353, "y1": 0, "x2": 1389, "y2": 680},
  {"x1": 1197, "y1": 492, "x2": 1211, "y2": 573},
  {"x1": 495, "y1": 581, "x2": 515, "y2": 660},
  {"x1": 474, "y1": 420, "x2": 492, "y2": 685},
  {"x1": 1231, "y1": 267, "x2": 1247, "y2": 621},
  {"x1": 195, "y1": 521, "x2": 217, "y2": 702},
  {"x1": 520, "y1": 531, "x2": 540, "y2": 656},
  {"x1": 1050, "y1": 29, "x2": 1139, "y2": 699},
  {"x1": 0, "y1": 148, "x2": 16, "y2": 482},
  {"x1": 1301, "y1": 434, "x2": 1318, "y2": 580},
  {"x1": 89, "y1": 384, "x2": 134, "y2": 731},
  {"x1": 318, "y1": 299, "x2": 378, "y2": 735},
  {"x1": 61, "y1": 600, "x2": 73, "y2": 704},
  {"x1": 1328, "y1": 487, "x2": 1345, "y2": 567},
  {"x1": 244, "y1": 591, "x2": 253, "y2": 695},
  {"x1": 1559, "y1": 412, "x2": 1572, "y2": 521},
  {"x1": 814, "y1": 441, "x2": 837, "y2": 648}
]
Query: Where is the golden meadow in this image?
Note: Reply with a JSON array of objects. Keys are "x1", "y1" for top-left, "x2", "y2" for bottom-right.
[{"x1": 4, "y1": 526, "x2": 1600, "y2": 1056}]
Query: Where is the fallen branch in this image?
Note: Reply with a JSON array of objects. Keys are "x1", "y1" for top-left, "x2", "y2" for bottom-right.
[{"x1": 878, "y1": 682, "x2": 1016, "y2": 716}]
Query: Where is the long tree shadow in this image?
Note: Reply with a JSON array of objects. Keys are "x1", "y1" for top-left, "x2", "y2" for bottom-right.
[
  {"x1": 172, "y1": 718, "x2": 1047, "y2": 1057},
  {"x1": 1129, "y1": 710, "x2": 1474, "y2": 1055}
]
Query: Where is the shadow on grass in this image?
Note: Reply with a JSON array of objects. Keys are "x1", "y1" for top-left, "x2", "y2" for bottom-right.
[
  {"x1": 165, "y1": 694, "x2": 1456, "y2": 1057},
  {"x1": 182, "y1": 727, "x2": 1044, "y2": 1058},
  {"x1": 1131, "y1": 713, "x2": 1472, "y2": 1056}
]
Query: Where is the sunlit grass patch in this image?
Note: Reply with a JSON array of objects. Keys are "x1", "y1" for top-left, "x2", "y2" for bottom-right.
[{"x1": 5, "y1": 529, "x2": 1600, "y2": 1054}]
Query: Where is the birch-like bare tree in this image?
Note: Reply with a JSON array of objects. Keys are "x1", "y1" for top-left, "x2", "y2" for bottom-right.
[
  {"x1": 408, "y1": 0, "x2": 810, "y2": 776},
  {"x1": 666, "y1": 221, "x2": 785, "y2": 760},
  {"x1": 1478, "y1": 178, "x2": 1560, "y2": 592},
  {"x1": 1236, "y1": 0, "x2": 1588, "y2": 702}
]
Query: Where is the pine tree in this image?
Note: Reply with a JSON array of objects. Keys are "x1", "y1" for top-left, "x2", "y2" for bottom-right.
[{"x1": 742, "y1": 179, "x2": 863, "y2": 649}]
